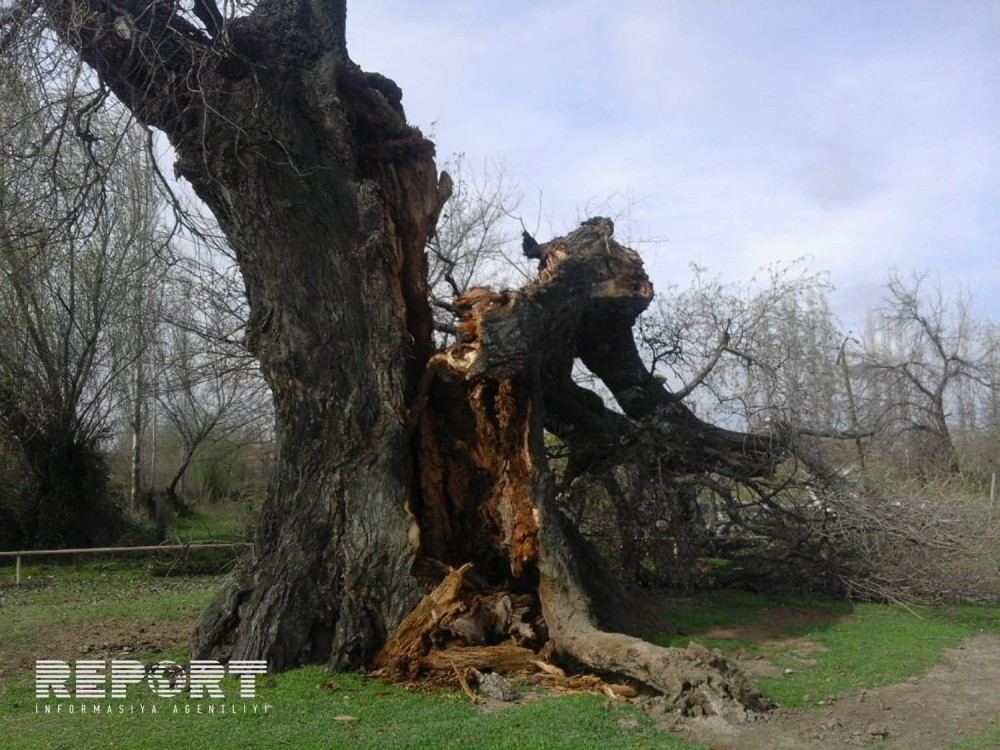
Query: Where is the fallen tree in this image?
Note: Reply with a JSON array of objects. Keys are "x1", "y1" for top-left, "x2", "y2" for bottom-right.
[{"x1": 2, "y1": 0, "x2": 854, "y2": 717}]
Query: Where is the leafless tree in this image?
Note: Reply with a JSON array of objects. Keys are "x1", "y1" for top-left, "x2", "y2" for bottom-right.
[
  {"x1": 860, "y1": 272, "x2": 997, "y2": 476},
  {"x1": 640, "y1": 260, "x2": 846, "y2": 430},
  {"x1": 426, "y1": 155, "x2": 533, "y2": 341},
  {"x1": 155, "y1": 284, "x2": 271, "y2": 505},
  {"x1": 0, "y1": 63, "x2": 166, "y2": 545}
]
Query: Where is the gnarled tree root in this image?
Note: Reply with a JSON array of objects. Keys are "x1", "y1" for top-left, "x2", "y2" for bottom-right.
[
  {"x1": 536, "y1": 493, "x2": 772, "y2": 719},
  {"x1": 541, "y1": 578, "x2": 773, "y2": 719}
]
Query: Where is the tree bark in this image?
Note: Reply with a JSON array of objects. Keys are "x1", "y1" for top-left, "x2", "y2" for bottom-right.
[
  {"x1": 129, "y1": 360, "x2": 144, "y2": 513},
  {"x1": 31, "y1": 0, "x2": 444, "y2": 668},
  {"x1": 28, "y1": 0, "x2": 777, "y2": 713}
]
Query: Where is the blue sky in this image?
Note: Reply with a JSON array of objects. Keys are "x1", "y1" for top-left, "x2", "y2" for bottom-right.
[{"x1": 347, "y1": 0, "x2": 1000, "y2": 330}]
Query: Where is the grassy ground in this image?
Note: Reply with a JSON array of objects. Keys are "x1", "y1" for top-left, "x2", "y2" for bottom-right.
[
  {"x1": 2, "y1": 562, "x2": 999, "y2": 749},
  {"x1": 952, "y1": 718, "x2": 1000, "y2": 750},
  {"x1": 2, "y1": 670, "x2": 688, "y2": 750},
  {"x1": 647, "y1": 590, "x2": 1000, "y2": 709},
  {"x1": 1, "y1": 562, "x2": 695, "y2": 749},
  {"x1": 169, "y1": 501, "x2": 253, "y2": 543}
]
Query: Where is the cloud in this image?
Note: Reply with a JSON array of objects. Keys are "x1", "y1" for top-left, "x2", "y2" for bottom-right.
[
  {"x1": 347, "y1": 0, "x2": 1000, "y2": 322},
  {"x1": 794, "y1": 140, "x2": 886, "y2": 210}
]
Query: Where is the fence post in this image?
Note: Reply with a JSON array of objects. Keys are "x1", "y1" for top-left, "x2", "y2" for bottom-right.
[
  {"x1": 991, "y1": 472, "x2": 997, "y2": 522},
  {"x1": 16, "y1": 553, "x2": 21, "y2": 585}
]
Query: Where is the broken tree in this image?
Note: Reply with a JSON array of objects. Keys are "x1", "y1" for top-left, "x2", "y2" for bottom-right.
[
  {"x1": 5, "y1": 0, "x2": 797, "y2": 715},
  {"x1": 378, "y1": 217, "x2": 776, "y2": 715}
]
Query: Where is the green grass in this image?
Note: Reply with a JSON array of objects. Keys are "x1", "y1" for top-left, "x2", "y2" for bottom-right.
[
  {"x1": 0, "y1": 668, "x2": 702, "y2": 750},
  {"x1": 4, "y1": 566, "x2": 1000, "y2": 748},
  {"x1": 951, "y1": 716, "x2": 1000, "y2": 749},
  {"x1": 757, "y1": 603, "x2": 996, "y2": 707},
  {"x1": 646, "y1": 590, "x2": 852, "y2": 656},
  {"x1": 0, "y1": 563, "x2": 222, "y2": 672},
  {"x1": 1, "y1": 563, "x2": 703, "y2": 749},
  {"x1": 170, "y1": 502, "x2": 248, "y2": 543},
  {"x1": 1, "y1": 561, "x2": 216, "y2": 616},
  {"x1": 645, "y1": 589, "x2": 1000, "y2": 709}
]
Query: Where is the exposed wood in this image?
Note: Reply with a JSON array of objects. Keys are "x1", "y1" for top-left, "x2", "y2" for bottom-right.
[
  {"x1": 388, "y1": 218, "x2": 777, "y2": 716},
  {"x1": 375, "y1": 563, "x2": 544, "y2": 680},
  {"x1": 454, "y1": 666, "x2": 481, "y2": 704},
  {"x1": 424, "y1": 644, "x2": 539, "y2": 673}
]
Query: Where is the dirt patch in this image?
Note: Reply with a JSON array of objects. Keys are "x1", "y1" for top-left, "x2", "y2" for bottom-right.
[
  {"x1": 670, "y1": 634, "x2": 1000, "y2": 749},
  {"x1": 1, "y1": 618, "x2": 194, "y2": 675},
  {"x1": 732, "y1": 638, "x2": 827, "y2": 679},
  {"x1": 699, "y1": 604, "x2": 841, "y2": 644},
  {"x1": 657, "y1": 601, "x2": 834, "y2": 680}
]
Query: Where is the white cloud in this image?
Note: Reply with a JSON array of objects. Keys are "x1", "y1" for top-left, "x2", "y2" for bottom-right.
[{"x1": 348, "y1": 0, "x2": 1000, "y2": 322}]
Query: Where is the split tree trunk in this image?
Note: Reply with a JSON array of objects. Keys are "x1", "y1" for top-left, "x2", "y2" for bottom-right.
[
  {"x1": 377, "y1": 219, "x2": 772, "y2": 715},
  {"x1": 34, "y1": 0, "x2": 775, "y2": 714}
]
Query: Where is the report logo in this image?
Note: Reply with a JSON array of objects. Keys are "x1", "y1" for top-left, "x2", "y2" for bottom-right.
[{"x1": 35, "y1": 659, "x2": 268, "y2": 700}]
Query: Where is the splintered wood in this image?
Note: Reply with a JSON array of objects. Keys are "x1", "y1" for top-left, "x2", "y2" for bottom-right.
[
  {"x1": 374, "y1": 564, "x2": 543, "y2": 679},
  {"x1": 373, "y1": 562, "x2": 639, "y2": 701},
  {"x1": 384, "y1": 219, "x2": 772, "y2": 717}
]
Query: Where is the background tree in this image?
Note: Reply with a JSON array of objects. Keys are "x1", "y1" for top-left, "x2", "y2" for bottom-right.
[
  {"x1": 0, "y1": 62, "x2": 164, "y2": 546},
  {"x1": 639, "y1": 261, "x2": 844, "y2": 430},
  {"x1": 426, "y1": 154, "x2": 532, "y2": 341},
  {"x1": 119, "y1": 154, "x2": 171, "y2": 514},
  {"x1": 155, "y1": 298, "x2": 271, "y2": 504},
  {"x1": 860, "y1": 272, "x2": 996, "y2": 478}
]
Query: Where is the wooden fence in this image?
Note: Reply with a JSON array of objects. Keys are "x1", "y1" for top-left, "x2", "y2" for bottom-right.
[{"x1": 0, "y1": 542, "x2": 251, "y2": 584}]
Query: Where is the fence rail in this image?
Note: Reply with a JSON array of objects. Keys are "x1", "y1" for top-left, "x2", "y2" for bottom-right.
[{"x1": 0, "y1": 542, "x2": 252, "y2": 584}]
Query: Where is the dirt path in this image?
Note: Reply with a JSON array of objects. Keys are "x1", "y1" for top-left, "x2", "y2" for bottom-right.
[{"x1": 675, "y1": 634, "x2": 1000, "y2": 749}]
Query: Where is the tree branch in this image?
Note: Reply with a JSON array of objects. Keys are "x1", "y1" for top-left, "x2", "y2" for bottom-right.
[{"x1": 672, "y1": 326, "x2": 730, "y2": 400}]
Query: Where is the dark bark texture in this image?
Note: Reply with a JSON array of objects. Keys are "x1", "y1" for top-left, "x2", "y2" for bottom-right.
[
  {"x1": 20, "y1": 0, "x2": 797, "y2": 714},
  {"x1": 30, "y1": 0, "x2": 445, "y2": 669}
]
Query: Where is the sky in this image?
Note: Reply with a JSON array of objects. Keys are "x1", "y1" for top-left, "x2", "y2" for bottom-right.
[{"x1": 346, "y1": 0, "x2": 1000, "y2": 331}]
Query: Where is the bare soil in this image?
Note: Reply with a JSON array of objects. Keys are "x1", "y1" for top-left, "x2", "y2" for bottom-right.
[
  {"x1": 668, "y1": 634, "x2": 1000, "y2": 749},
  {"x1": 3, "y1": 618, "x2": 193, "y2": 675}
]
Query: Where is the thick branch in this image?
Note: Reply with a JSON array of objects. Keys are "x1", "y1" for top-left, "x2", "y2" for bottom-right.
[
  {"x1": 452, "y1": 219, "x2": 785, "y2": 479},
  {"x1": 40, "y1": 0, "x2": 210, "y2": 131}
]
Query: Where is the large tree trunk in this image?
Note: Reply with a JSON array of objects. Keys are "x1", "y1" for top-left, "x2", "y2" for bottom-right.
[
  {"x1": 169, "y1": 36, "x2": 448, "y2": 667},
  {"x1": 29, "y1": 0, "x2": 779, "y2": 713},
  {"x1": 35, "y1": 0, "x2": 444, "y2": 668}
]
